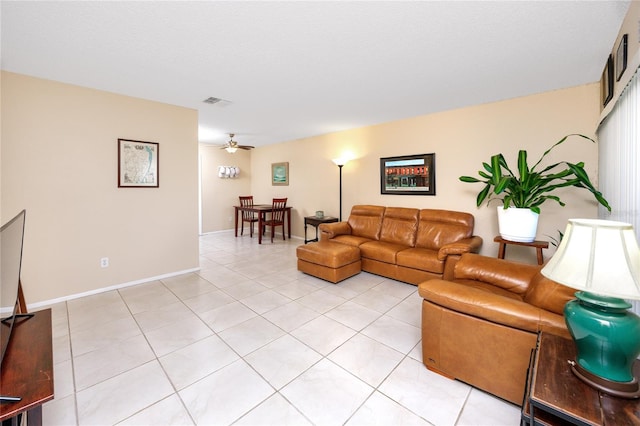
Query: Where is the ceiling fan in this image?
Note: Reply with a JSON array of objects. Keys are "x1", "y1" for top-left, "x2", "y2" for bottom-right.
[{"x1": 220, "y1": 134, "x2": 254, "y2": 153}]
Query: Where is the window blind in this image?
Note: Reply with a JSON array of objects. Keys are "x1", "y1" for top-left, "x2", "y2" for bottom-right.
[{"x1": 597, "y1": 67, "x2": 640, "y2": 313}]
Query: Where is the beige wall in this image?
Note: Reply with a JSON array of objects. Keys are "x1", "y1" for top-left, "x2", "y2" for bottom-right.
[
  {"x1": 248, "y1": 83, "x2": 602, "y2": 261},
  {"x1": 1, "y1": 72, "x2": 200, "y2": 305},
  {"x1": 200, "y1": 145, "x2": 251, "y2": 233}
]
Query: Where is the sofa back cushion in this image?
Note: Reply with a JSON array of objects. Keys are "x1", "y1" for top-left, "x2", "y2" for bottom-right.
[
  {"x1": 379, "y1": 207, "x2": 419, "y2": 246},
  {"x1": 347, "y1": 205, "x2": 386, "y2": 241},
  {"x1": 524, "y1": 273, "x2": 576, "y2": 315},
  {"x1": 416, "y1": 209, "x2": 474, "y2": 250}
]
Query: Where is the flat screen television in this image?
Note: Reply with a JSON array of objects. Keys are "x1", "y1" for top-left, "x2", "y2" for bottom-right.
[{"x1": 0, "y1": 209, "x2": 28, "y2": 367}]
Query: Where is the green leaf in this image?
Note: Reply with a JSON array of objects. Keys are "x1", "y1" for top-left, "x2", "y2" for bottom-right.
[
  {"x1": 490, "y1": 154, "x2": 503, "y2": 186},
  {"x1": 476, "y1": 184, "x2": 491, "y2": 207},
  {"x1": 517, "y1": 150, "x2": 529, "y2": 182}
]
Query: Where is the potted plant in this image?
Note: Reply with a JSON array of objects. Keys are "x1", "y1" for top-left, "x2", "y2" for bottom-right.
[{"x1": 459, "y1": 134, "x2": 611, "y2": 242}]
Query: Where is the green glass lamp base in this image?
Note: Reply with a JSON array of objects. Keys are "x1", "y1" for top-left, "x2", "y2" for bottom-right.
[{"x1": 565, "y1": 291, "x2": 640, "y2": 399}]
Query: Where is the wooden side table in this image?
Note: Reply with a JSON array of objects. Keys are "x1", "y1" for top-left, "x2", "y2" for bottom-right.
[
  {"x1": 522, "y1": 332, "x2": 640, "y2": 425},
  {"x1": 0, "y1": 309, "x2": 54, "y2": 426},
  {"x1": 304, "y1": 216, "x2": 338, "y2": 244},
  {"x1": 494, "y1": 236, "x2": 549, "y2": 265}
]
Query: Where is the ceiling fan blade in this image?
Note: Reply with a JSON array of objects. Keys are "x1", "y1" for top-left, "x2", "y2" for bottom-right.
[{"x1": 238, "y1": 145, "x2": 255, "y2": 150}]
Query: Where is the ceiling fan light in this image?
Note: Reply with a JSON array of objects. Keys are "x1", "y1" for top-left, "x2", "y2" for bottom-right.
[{"x1": 225, "y1": 146, "x2": 238, "y2": 153}]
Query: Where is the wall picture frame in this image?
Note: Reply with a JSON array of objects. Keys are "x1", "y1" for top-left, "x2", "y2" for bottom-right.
[
  {"x1": 118, "y1": 138, "x2": 159, "y2": 188},
  {"x1": 271, "y1": 162, "x2": 289, "y2": 186},
  {"x1": 616, "y1": 34, "x2": 628, "y2": 82},
  {"x1": 602, "y1": 54, "x2": 614, "y2": 107},
  {"x1": 380, "y1": 153, "x2": 435, "y2": 195}
]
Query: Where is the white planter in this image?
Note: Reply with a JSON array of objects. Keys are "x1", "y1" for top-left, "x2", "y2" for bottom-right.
[{"x1": 496, "y1": 206, "x2": 539, "y2": 243}]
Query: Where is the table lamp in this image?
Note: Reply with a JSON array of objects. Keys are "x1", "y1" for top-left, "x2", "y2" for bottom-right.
[{"x1": 541, "y1": 218, "x2": 640, "y2": 398}]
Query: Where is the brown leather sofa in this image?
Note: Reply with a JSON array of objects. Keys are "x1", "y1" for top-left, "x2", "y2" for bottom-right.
[
  {"x1": 315, "y1": 205, "x2": 482, "y2": 284},
  {"x1": 418, "y1": 253, "x2": 575, "y2": 405}
]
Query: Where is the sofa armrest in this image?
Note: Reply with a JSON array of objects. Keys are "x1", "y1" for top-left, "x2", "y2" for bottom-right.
[
  {"x1": 319, "y1": 222, "x2": 352, "y2": 241},
  {"x1": 436, "y1": 236, "x2": 483, "y2": 261},
  {"x1": 419, "y1": 279, "x2": 567, "y2": 335},
  {"x1": 452, "y1": 253, "x2": 540, "y2": 295}
]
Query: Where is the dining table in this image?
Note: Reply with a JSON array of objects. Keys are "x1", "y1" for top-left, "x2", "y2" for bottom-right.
[{"x1": 234, "y1": 204, "x2": 292, "y2": 244}]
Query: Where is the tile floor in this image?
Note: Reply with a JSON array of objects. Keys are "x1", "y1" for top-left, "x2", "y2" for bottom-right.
[{"x1": 41, "y1": 231, "x2": 520, "y2": 425}]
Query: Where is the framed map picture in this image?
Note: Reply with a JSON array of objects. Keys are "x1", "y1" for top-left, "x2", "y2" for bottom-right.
[{"x1": 118, "y1": 139, "x2": 159, "y2": 187}]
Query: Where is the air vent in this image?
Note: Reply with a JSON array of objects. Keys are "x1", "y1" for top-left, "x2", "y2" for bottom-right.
[
  {"x1": 203, "y1": 97, "x2": 223, "y2": 104},
  {"x1": 203, "y1": 97, "x2": 232, "y2": 108}
]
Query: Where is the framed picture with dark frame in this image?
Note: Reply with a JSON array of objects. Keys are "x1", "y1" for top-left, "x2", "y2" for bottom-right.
[
  {"x1": 380, "y1": 153, "x2": 435, "y2": 195},
  {"x1": 118, "y1": 138, "x2": 159, "y2": 188},
  {"x1": 602, "y1": 54, "x2": 614, "y2": 107},
  {"x1": 271, "y1": 162, "x2": 289, "y2": 186},
  {"x1": 616, "y1": 34, "x2": 628, "y2": 81}
]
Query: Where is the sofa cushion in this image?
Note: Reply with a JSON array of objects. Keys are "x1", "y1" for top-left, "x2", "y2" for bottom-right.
[
  {"x1": 524, "y1": 272, "x2": 576, "y2": 315},
  {"x1": 296, "y1": 241, "x2": 360, "y2": 268},
  {"x1": 416, "y1": 209, "x2": 474, "y2": 250},
  {"x1": 396, "y1": 247, "x2": 444, "y2": 274},
  {"x1": 359, "y1": 240, "x2": 408, "y2": 264},
  {"x1": 379, "y1": 207, "x2": 419, "y2": 247},
  {"x1": 347, "y1": 205, "x2": 386, "y2": 241},
  {"x1": 330, "y1": 235, "x2": 374, "y2": 247}
]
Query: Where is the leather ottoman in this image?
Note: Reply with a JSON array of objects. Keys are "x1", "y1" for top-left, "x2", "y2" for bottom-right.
[{"x1": 297, "y1": 242, "x2": 361, "y2": 283}]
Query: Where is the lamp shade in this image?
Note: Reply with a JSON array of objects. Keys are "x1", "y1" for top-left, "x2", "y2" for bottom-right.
[
  {"x1": 541, "y1": 219, "x2": 640, "y2": 300},
  {"x1": 332, "y1": 158, "x2": 348, "y2": 167}
]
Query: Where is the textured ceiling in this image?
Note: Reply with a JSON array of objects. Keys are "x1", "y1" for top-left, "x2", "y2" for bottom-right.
[{"x1": 0, "y1": 1, "x2": 631, "y2": 147}]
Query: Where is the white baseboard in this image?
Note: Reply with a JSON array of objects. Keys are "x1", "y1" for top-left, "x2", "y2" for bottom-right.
[
  {"x1": 28, "y1": 266, "x2": 201, "y2": 310},
  {"x1": 200, "y1": 228, "x2": 303, "y2": 240}
]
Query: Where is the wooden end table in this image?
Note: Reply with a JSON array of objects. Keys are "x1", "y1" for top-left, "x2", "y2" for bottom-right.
[
  {"x1": 494, "y1": 236, "x2": 549, "y2": 265},
  {"x1": 0, "y1": 309, "x2": 54, "y2": 426},
  {"x1": 522, "y1": 332, "x2": 640, "y2": 425},
  {"x1": 304, "y1": 216, "x2": 338, "y2": 244}
]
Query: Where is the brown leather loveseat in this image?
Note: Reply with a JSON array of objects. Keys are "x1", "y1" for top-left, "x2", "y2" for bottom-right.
[
  {"x1": 315, "y1": 205, "x2": 482, "y2": 284},
  {"x1": 418, "y1": 253, "x2": 575, "y2": 405}
]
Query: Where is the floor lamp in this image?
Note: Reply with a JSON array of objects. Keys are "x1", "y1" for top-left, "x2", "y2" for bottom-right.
[{"x1": 332, "y1": 158, "x2": 349, "y2": 221}]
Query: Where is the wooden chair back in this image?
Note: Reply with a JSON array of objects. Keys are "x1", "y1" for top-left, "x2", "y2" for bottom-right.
[
  {"x1": 239, "y1": 196, "x2": 255, "y2": 220},
  {"x1": 271, "y1": 198, "x2": 288, "y2": 223}
]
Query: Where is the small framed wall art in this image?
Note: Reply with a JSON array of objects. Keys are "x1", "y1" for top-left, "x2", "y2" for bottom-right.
[
  {"x1": 602, "y1": 54, "x2": 614, "y2": 108},
  {"x1": 616, "y1": 34, "x2": 628, "y2": 81},
  {"x1": 118, "y1": 138, "x2": 159, "y2": 188},
  {"x1": 380, "y1": 153, "x2": 435, "y2": 195},
  {"x1": 271, "y1": 162, "x2": 289, "y2": 186}
]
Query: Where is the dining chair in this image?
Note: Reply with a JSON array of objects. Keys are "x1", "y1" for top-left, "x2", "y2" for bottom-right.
[
  {"x1": 238, "y1": 196, "x2": 258, "y2": 237},
  {"x1": 263, "y1": 198, "x2": 288, "y2": 242}
]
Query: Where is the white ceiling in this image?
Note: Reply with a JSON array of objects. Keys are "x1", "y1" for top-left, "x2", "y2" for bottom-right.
[{"x1": 1, "y1": 1, "x2": 631, "y2": 148}]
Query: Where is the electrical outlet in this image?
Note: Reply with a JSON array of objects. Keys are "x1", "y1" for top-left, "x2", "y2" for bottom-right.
[{"x1": 100, "y1": 257, "x2": 109, "y2": 268}]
